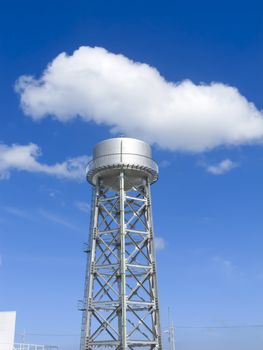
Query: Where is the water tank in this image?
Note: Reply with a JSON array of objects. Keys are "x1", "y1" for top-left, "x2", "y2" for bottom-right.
[{"x1": 86, "y1": 137, "x2": 158, "y2": 190}]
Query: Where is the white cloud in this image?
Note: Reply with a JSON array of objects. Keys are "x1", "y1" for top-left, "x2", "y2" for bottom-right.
[
  {"x1": 0, "y1": 143, "x2": 89, "y2": 180},
  {"x1": 38, "y1": 209, "x2": 82, "y2": 232},
  {"x1": 74, "y1": 201, "x2": 90, "y2": 214},
  {"x1": 206, "y1": 159, "x2": 238, "y2": 175},
  {"x1": 155, "y1": 237, "x2": 165, "y2": 251},
  {"x1": 16, "y1": 46, "x2": 263, "y2": 152},
  {"x1": 213, "y1": 256, "x2": 238, "y2": 276},
  {"x1": 4, "y1": 206, "x2": 34, "y2": 220},
  {"x1": 1, "y1": 205, "x2": 83, "y2": 232},
  {"x1": 159, "y1": 160, "x2": 171, "y2": 168}
]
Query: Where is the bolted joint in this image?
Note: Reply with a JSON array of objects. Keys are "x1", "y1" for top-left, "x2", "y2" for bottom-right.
[
  {"x1": 152, "y1": 262, "x2": 156, "y2": 274},
  {"x1": 93, "y1": 228, "x2": 97, "y2": 239},
  {"x1": 90, "y1": 262, "x2": 96, "y2": 274},
  {"x1": 146, "y1": 195, "x2": 151, "y2": 207},
  {"x1": 87, "y1": 298, "x2": 93, "y2": 311}
]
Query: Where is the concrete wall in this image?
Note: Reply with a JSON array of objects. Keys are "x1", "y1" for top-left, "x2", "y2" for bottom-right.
[{"x1": 0, "y1": 312, "x2": 16, "y2": 350}]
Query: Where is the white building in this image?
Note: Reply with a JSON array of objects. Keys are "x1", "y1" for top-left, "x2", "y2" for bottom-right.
[{"x1": 0, "y1": 311, "x2": 16, "y2": 350}]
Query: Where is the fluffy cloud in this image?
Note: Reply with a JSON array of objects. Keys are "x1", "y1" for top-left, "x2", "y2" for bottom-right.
[
  {"x1": 0, "y1": 143, "x2": 89, "y2": 180},
  {"x1": 16, "y1": 46, "x2": 263, "y2": 152},
  {"x1": 206, "y1": 159, "x2": 238, "y2": 175}
]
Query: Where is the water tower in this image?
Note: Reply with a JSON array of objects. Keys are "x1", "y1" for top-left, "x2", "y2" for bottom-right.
[{"x1": 80, "y1": 137, "x2": 162, "y2": 350}]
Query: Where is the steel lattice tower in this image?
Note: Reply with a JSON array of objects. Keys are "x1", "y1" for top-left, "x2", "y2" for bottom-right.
[{"x1": 80, "y1": 138, "x2": 162, "y2": 350}]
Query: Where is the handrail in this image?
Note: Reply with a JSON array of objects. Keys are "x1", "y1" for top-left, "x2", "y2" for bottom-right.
[{"x1": 86, "y1": 153, "x2": 158, "y2": 174}]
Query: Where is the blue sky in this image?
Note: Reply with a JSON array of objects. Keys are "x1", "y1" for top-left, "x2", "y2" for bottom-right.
[{"x1": 0, "y1": 1, "x2": 263, "y2": 349}]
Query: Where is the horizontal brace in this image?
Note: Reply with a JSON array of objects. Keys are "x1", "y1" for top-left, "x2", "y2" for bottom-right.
[
  {"x1": 89, "y1": 306, "x2": 154, "y2": 312},
  {"x1": 91, "y1": 300, "x2": 155, "y2": 307},
  {"x1": 126, "y1": 263, "x2": 151, "y2": 269},
  {"x1": 127, "y1": 301, "x2": 155, "y2": 306},
  {"x1": 95, "y1": 264, "x2": 119, "y2": 270},
  {"x1": 97, "y1": 229, "x2": 119, "y2": 234},
  {"x1": 87, "y1": 340, "x2": 157, "y2": 347},
  {"x1": 92, "y1": 300, "x2": 119, "y2": 305},
  {"x1": 99, "y1": 196, "x2": 119, "y2": 202},
  {"x1": 94, "y1": 272, "x2": 118, "y2": 277},
  {"x1": 125, "y1": 195, "x2": 146, "y2": 202},
  {"x1": 126, "y1": 229, "x2": 150, "y2": 235},
  {"x1": 89, "y1": 307, "x2": 119, "y2": 312},
  {"x1": 128, "y1": 340, "x2": 157, "y2": 346},
  {"x1": 87, "y1": 341, "x2": 120, "y2": 347}
]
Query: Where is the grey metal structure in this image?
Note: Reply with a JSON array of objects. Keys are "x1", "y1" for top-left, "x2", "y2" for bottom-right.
[
  {"x1": 80, "y1": 138, "x2": 162, "y2": 350},
  {"x1": 164, "y1": 309, "x2": 175, "y2": 350},
  {"x1": 14, "y1": 344, "x2": 58, "y2": 350}
]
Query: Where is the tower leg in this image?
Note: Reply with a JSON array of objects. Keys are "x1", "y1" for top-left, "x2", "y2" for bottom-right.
[
  {"x1": 119, "y1": 172, "x2": 127, "y2": 349},
  {"x1": 81, "y1": 174, "x2": 162, "y2": 350}
]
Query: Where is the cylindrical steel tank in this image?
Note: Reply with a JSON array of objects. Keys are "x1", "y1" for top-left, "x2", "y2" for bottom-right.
[{"x1": 86, "y1": 137, "x2": 158, "y2": 190}]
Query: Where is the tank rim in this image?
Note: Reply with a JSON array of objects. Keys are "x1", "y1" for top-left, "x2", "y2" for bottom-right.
[{"x1": 86, "y1": 162, "x2": 158, "y2": 186}]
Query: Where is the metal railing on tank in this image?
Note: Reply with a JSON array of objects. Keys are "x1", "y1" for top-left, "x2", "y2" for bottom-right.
[{"x1": 86, "y1": 152, "x2": 158, "y2": 173}]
